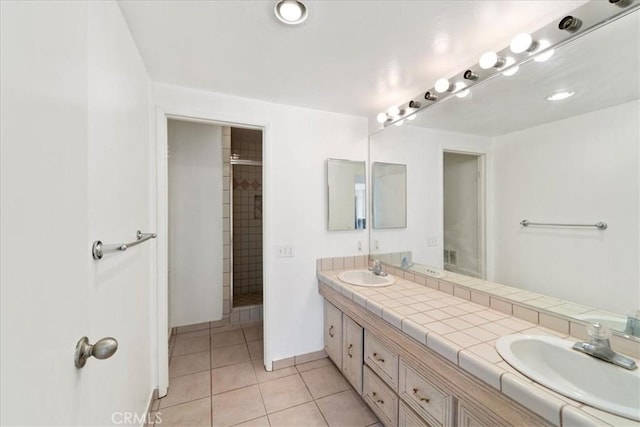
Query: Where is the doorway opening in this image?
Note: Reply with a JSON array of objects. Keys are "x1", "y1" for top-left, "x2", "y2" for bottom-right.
[
  {"x1": 443, "y1": 151, "x2": 485, "y2": 278},
  {"x1": 229, "y1": 127, "x2": 263, "y2": 311}
]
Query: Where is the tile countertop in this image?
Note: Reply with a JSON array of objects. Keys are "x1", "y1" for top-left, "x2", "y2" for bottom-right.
[{"x1": 317, "y1": 269, "x2": 640, "y2": 427}]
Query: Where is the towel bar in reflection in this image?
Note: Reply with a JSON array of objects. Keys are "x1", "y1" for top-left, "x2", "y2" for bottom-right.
[
  {"x1": 519, "y1": 220, "x2": 607, "y2": 230},
  {"x1": 92, "y1": 230, "x2": 157, "y2": 260}
]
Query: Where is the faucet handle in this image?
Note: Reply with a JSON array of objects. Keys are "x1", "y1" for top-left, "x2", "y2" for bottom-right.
[{"x1": 587, "y1": 322, "x2": 612, "y2": 340}]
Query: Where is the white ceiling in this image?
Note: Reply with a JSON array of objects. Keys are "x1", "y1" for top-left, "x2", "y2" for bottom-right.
[{"x1": 118, "y1": 0, "x2": 587, "y2": 119}]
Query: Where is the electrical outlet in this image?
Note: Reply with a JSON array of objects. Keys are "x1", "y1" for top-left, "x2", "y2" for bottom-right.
[
  {"x1": 427, "y1": 237, "x2": 438, "y2": 247},
  {"x1": 275, "y1": 245, "x2": 294, "y2": 258}
]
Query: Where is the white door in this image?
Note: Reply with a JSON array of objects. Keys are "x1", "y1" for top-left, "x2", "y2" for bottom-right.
[{"x1": 1, "y1": 2, "x2": 155, "y2": 425}]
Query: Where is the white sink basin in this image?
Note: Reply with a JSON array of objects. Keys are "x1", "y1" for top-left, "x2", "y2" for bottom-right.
[
  {"x1": 338, "y1": 270, "x2": 395, "y2": 287},
  {"x1": 496, "y1": 334, "x2": 640, "y2": 421}
]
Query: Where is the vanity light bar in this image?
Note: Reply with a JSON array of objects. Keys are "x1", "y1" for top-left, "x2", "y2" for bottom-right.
[{"x1": 381, "y1": 0, "x2": 640, "y2": 127}]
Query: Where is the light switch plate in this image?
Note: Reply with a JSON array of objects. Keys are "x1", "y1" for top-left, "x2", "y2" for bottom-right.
[{"x1": 275, "y1": 245, "x2": 294, "y2": 258}]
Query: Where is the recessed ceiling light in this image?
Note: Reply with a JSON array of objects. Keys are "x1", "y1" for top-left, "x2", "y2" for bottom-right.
[
  {"x1": 274, "y1": 0, "x2": 309, "y2": 25},
  {"x1": 547, "y1": 91, "x2": 575, "y2": 101}
]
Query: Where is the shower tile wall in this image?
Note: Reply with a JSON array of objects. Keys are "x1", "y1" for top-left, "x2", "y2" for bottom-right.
[{"x1": 231, "y1": 129, "x2": 263, "y2": 306}]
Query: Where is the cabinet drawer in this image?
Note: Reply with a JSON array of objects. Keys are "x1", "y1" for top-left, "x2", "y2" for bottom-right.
[
  {"x1": 324, "y1": 300, "x2": 342, "y2": 367},
  {"x1": 364, "y1": 366, "x2": 398, "y2": 427},
  {"x1": 365, "y1": 331, "x2": 399, "y2": 391},
  {"x1": 399, "y1": 401, "x2": 431, "y2": 427},
  {"x1": 342, "y1": 314, "x2": 364, "y2": 394},
  {"x1": 399, "y1": 360, "x2": 453, "y2": 427}
]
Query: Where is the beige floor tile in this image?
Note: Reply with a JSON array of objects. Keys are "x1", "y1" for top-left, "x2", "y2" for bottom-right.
[
  {"x1": 173, "y1": 335, "x2": 210, "y2": 357},
  {"x1": 211, "y1": 361, "x2": 257, "y2": 395},
  {"x1": 155, "y1": 398, "x2": 211, "y2": 427},
  {"x1": 232, "y1": 416, "x2": 270, "y2": 427},
  {"x1": 247, "y1": 340, "x2": 263, "y2": 360},
  {"x1": 296, "y1": 357, "x2": 332, "y2": 373},
  {"x1": 259, "y1": 373, "x2": 313, "y2": 413},
  {"x1": 252, "y1": 359, "x2": 298, "y2": 384},
  {"x1": 211, "y1": 324, "x2": 243, "y2": 335},
  {"x1": 211, "y1": 343, "x2": 250, "y2": 369},
  {"x1": 176, "y1": 329, "x2": 211, "y2": 341},
  {"x1": 316, "y1": 390, "x2": 378, "y2": 427},
  {"x1": 268, "y1": 402, "x2": 328, "y2": 427},
  {"x1": 170, "y1": 351, "x2": 210, "y2": 378},
  {"x1": 243, "y1": 325, "x2": 263, "y2": 342},
  {"x1": 159, "y1": 371, "x2": 211, "y2": 409},
  {"x1": 300, "y1": 365, "x2": 351, "y2": 399},
  {"x1": 211, "y1": 385, "x2": 266, "y2": 427},
  {"x1": 211, "y1": 329, "x2": 245, "y2": 348}
]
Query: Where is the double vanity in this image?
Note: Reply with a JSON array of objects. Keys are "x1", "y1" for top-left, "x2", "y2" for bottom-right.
[{"x1": 318, "y1": 262, "x2": 640, "y2": 426}]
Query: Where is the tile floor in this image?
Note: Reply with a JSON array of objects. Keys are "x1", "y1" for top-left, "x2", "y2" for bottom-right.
[{"x1": 150, "y1": 321, "x2": 381, "y2": 427}]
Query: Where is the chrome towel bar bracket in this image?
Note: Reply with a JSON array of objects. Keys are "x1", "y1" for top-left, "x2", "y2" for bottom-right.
[
  {"x1": 92, "y1": 230, "x2": 157, "y2": 260},
  {"x1": 520, "y1": 220, "x2": 607, "y2": 230}
]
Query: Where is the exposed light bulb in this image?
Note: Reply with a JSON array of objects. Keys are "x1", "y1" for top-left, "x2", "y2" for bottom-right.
[
  {"x1": 501, "y1": 57, "x2": 519, "y2": 76},
  {"x1": 434, "y1": 78, "x2": 452, "y2": 93},
  {"x1": 479, "y1": 51, "x2": 504, "y2": 69},
  {"x1": 376, "y1": 113, "x2": 388, "y2": 124},
  {"x1": 407, "y1": 113, "x2": 417, "y2": 121},
  {"x1": 454, "y1": 82, "x2": 469, "y2": 98},
  {"x1": 510, "y1": 33, "x2": 536, "y2": 54},
  {"x1": 394, "y1": 119, "x2": 405, "y2": 127},
  {"x1": 546, "y1": 91, "x2": 575, "y2": 101},
  {"x1": 387, "y1": 106, "x2": 400, "y2": 117},
  {"x1": 533, "y1": 40, "x2": 554, "y2": 62}
]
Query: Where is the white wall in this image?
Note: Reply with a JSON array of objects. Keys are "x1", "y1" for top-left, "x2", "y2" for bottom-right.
[
  {"x1": 489, "y1": 100, "x2": 639, "y2": 314},
  {"x1": 153, "y1": 84, "x2": 369, "y2": 366},
  {"x1": 168, "y1": 120, "x2": 223, "y2": 327},
  {"x1": 370, "y1": 125, "x2": 491, "y2": 268},
  {"x1": 1, "y1": 1, "x2": 153, "y2": 424}
]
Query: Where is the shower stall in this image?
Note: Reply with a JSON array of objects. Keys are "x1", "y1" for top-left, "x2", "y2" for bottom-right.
[{"x1": 229, "y1": 128, "x2": 263, "y2": 308}]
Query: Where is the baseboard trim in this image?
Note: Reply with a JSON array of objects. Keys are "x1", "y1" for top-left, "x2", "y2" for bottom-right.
[{"x1": 272, "y1": 349, "x2": 327, "y2": 370}]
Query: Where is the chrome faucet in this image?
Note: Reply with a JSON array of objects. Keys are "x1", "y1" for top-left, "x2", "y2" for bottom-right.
[
  {"x1": 572, "y1": 322, "x2": 637, "y2": 370},
  {"x1": 369, "y1": 259, "x2": 387, "y2": 276},
  {"x1": 401, "y1": 256, "x2": 414, "y2": 271},
  {"x1": 624, "y1": 310, "x2": 640, "y2": 338}
]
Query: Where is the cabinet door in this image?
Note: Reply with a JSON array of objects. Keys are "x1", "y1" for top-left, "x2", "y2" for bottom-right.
[
  {"x1": 342, "y1": 314, "x2": 364, "y2": 394},
  {"x1": 399, "y1": 402, "x2": 431, "y2": 427},
  {"x1": 324, "y1": 300, "x2": 343, "y2": 367}
]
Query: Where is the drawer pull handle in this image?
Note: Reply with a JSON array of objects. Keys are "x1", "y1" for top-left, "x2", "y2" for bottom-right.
[
  {"x1": 413, "y1": 388, "x2": 431, "y2": 403},
  {"x1": 329, "y1": 325, "x2": 334, "y2": 338},
  {"x1": 372, "y1": 352, "x2": 385, "y2": 363},
  {"x1": 371, "y1": 392, "x2": 384, "y2": 405},
  {"x1": 347, "y1": 343, "x2": 353, "y2": 358}
]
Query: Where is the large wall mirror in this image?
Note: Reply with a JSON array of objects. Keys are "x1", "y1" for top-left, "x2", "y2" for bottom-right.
[
  {"x1": 327, "y1": 159, "x2": 366, "y2": 231},
  {"x1": 369, "y1": 9, "x2": 639, "y2": 338}
]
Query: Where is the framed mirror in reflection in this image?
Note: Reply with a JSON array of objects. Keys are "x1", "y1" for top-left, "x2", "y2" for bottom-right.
[
  {"x1": 327, "y1": 159, "x2": 366, "y2": 231},
  {"x1": 369, "y1": 9, "x2": 639, "y2": 337}
]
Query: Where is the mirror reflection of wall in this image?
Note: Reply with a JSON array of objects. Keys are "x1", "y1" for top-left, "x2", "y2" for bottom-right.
[
  {"x1": 372, "y1": 162, "x2": 407, "y2": 229},
  {"x1": 327, "y1": 159, "x2": 366, "y2": 231},
  {"x1": 368, "y1": 10, "x2": 639, "y2": 326}
]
